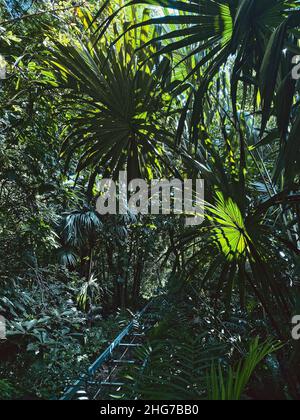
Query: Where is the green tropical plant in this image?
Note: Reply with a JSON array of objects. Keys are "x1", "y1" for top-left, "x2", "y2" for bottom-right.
[
  {"x1": 207, "y1": 337, "x2": 283, "y2": 400},
  {"x1": 43, "y1": 12, "x2": 177, "y2": 184},
  {"x1": 0, "y1": 379, "x2": 17, "y2": 400},
  {"x1": 77, "y1": 273, "x2": 102, "y2": 310},
  {"x1": 57, "y1": 207, "x2": 102, "y2": 280},
  {"x1": 207, "y1": 191, "x2": 251, "y2": 261},
  {"x1": 97, "y1": 0, "x2": 300, "y2": 183},
  {"x1": 101, "y1": 3, "x2": 297, "y2": 106}
]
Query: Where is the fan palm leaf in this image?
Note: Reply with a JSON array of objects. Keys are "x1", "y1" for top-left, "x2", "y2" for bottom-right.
[{"x1": 43, "y1": 26, "x2": 176, "y2": 183}]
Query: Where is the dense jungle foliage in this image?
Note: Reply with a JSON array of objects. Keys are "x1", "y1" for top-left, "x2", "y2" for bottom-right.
[{"x1": 0, "y1": 0, "x2": 300, "y2": 400}]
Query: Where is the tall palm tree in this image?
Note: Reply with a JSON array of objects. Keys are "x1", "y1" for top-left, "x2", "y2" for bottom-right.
[{"x1": 58, "y1": 207, "x2": 102, "y2": 280}]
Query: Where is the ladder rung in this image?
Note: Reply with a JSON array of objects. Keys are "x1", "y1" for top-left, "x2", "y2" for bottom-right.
[
  {"x1": 131, "y1": 333, "x2": 145, "y2": 337},
  {"x1": 119, "y1": 343, "x2": 142, "y2": 347},
  {"x1": 113, "y1": 359, "x2": 136, "y2": 364},
  {"x1": 100, "y1": 382, "x2": 124, "y2": 387}
]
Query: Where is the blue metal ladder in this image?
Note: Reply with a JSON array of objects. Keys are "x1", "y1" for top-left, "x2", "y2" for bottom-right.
[{"x1": 60, "y1": 297, "x2": 166, "y2": 400}]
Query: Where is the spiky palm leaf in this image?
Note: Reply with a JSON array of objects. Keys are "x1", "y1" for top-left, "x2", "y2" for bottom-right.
[
  {"x1": 43, "y1": 23, "x2": 176, "y2": 183},
  {"x1": 207, "y1": 337, "x2": 283, "y2": 400},
  {"x1": 97, "y1": 0, "x2": 300, "y2": 174}
]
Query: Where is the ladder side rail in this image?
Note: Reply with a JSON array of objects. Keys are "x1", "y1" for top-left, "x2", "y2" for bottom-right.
[
  {"x1": 60, "y1": 375, "x2": 86, "y2": 401},
  {"x1": 60, "y1": 298, "x2": 160, "y2": 400},
  {"x1": 88, "y1": 319, "x2": 134, "y2": 376}
]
